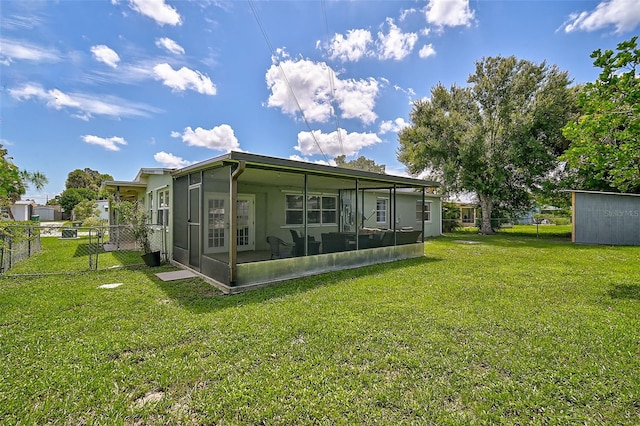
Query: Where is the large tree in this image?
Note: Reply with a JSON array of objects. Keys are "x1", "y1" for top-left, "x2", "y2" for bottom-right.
[
  {"x1": 398, "y1": 56, "x2": 576, "y2": 234},
  {"x1": 561, "y1": 37, "x2": 640, "y2": 193},
  {"x1": 334, "y1": 155, "x2": 386, "y2": 174}
]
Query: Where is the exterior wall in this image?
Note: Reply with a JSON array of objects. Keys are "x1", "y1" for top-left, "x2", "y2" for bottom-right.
[
  {"x1": 95, "y1": 200, "x2": 109, "y2": 221},
  {"x1": 143, "y1": 174, "x2": 174, "y2": 258},
  {"x1": 573, "y1": 191, "x2": 640, "y2": 246},
  {"x1": 33, "y1": 207, "x2": 61, "y2": 221},
  {"x1": 10, "y1": 203, "x2": 33, "y2": 221}
]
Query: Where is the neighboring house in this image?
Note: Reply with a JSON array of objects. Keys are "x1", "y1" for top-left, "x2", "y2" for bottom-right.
[
  {"x1": 10, "y1": 200, "x2": 36, "y2": 221},
  {"x1": 33, "y1": 205, "x2": 63, "y2": 221},
  {"x1": 570, "y1": 190, "x2": 640, "y2": 246},
  {"x1": 95, "y1": 200, "x2": 110, "y2": 222},
  {"x1": 447, "y1": 202, "x2": 477, "y2": 227},
  {"x1": 106, "y1": 152, "x2": 441, "y2": 293}
]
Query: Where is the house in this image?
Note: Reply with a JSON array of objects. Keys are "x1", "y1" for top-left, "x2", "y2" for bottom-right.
[
  {"x1": 570, "y1": 190, "x2": 640, "y2": 246},
  {"x1": 106, "y1": 152, "x2": 441, "y2": 293},
  {"x1": 10, "y1": 200, "x2": 36, "y2": 221},
  {"x1": 102, "y1": 167, "x2": 175, "y2": 256}
]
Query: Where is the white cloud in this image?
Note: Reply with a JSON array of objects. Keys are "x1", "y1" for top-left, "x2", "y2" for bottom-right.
[
  {"x1": 295, "y1": 128, "x2": 381, "y2": 157},
  {"x1": 288, "y1": 154, "x2": 333, "y2": 166},
  {"x1": 376, "y1": 19, "x2": 418, "y2": 61},
  {"x1": 91, "y1": 45, "x2": 120, "y2": 68},
  {"x1": 9, "y1": 83, "x2": 161, "y2": 119},
  {"x1": 425, "y1": 0, "x2": 475, "y2": 28},
  {"x1": 154, "y1": 151, "x2": 190, "y2": 167},
  {"x1": 155, "y1": 37, "x2": 185, "y2": 55},
  {"x1": 380, "y1": 117, "x2": 409, "y2": 134},
  {"x1": 265, "y1": 57, "x2": 380, "y2": 125},
  {"x1": 153, "y1": 63, "x2": 216, "y2": 95},
  {"x1": 334, "y1": 77, "x2": 379, "y2": 124},
  {"x1": 82, "y1": 135, "x2": 127, "y2": 151},
  {"x1": 172, "y1": 124, "x2": 239, "y2": 151},
  {"x1": 128, "y1": 0, "x2": 182, "y2": 26},
  {"x1": 563, "y1": 0, "x2": 640, "y2": 34},
  {"x1": 419, "y1": 43, "x2": 436, "y2": 58},
  {"x1": 0, "y1": 38, "x2": 60, "y2": 65},
  {"x1": 327, "y1": 29, "x2": 373, "y2": 62},
  {"x1": 400, "y1": 8, "x2": 417, "y2": 22}
]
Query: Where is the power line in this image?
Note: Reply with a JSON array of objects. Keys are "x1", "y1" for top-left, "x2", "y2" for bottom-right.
[
  {"x1": 321, "y1": 0, "x2": 345, "y2": 158},
  {"x1": 247, "y1": 0, "x2": 329, "y2": 163}
]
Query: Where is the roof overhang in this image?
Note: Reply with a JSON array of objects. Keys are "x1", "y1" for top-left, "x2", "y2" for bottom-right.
[{"x1": 172, "y1": 151, "x2": 439, "y2": 189}]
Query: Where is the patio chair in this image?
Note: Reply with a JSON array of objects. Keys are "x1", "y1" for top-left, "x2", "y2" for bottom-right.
[
  {"x1": 290, "y1": 230, "x2": 320, "y2": 256},
  {"x1": 266, "y1": 236, "x2": 294, "y2": 259}
]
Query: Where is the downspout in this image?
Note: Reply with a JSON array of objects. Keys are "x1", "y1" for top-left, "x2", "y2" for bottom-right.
[{"x1": 229, "y1": 160, "x2": 246, "y2": 284}]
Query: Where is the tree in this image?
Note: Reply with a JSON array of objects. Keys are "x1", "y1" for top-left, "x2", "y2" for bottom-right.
[
  {"x1": 59, "y1": 188, "x2": 96, "y2": 215},
  {"x1": 398, "y1": 56, "x2": 576, "y2": 234},
  {"x1": 0, "y1": 144, "x2": 48, "y2": 219},
  {"x1": 65, "y1": 168, "x2": 113, "y2": 196},
  {"x1": 561, "y1": 37, "x2": 640, "y2": 193},
  {"x1": 334, "y1": 155, "x2": 386, "y2": 174},
  {"x1": 73, "y1": 199, "x2": 100, "y2": 221}
]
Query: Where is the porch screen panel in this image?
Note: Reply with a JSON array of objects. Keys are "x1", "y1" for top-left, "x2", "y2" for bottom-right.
[{"x1": 173, "y1": 175, "x2": 188, "y2": 249}]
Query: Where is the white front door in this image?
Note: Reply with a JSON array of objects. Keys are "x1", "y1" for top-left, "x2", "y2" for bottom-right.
[{"x1": 205, "y1": 193, "x2": 255, "y2": 253}]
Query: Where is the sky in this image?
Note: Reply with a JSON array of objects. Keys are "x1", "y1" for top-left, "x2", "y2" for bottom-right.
[{"x1": 1, "y1": 0, "x2": 639, "y2": 205}]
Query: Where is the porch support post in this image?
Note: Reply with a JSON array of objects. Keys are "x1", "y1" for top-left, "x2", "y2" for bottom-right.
[
  {"x1": 392, "y1": 185, "x2": 397, "y2": 245},
  {"x1": 303, "y1": 174, "x2": 308, "y2": 256},
  {"x1": 421, "y1": 188, "x2": 426, "y2": 243},
  {"x1": 229, "y1": 161, "x2": 246, "y2": 284},
  {"x1": 355, "y1": 179, "x2": 360, "y2": 249}
]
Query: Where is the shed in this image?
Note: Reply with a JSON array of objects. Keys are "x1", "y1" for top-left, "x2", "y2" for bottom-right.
[{"x1": 570, "y1": 190, "x2": 640, "y2": 246}]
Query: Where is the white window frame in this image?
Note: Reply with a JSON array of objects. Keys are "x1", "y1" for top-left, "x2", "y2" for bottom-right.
[
  {"x1": 376, "y1": 198, "x2": 388, "y2": 224},
  {"x1": 416, "y1": 200, "x2": 432, "y2": 223},
  {"x1": 285, "y1": 193, "x2": 338, "y2": 226},
  {"x1": 157, "y1": 189, "x2": 170, "y2": 226}
]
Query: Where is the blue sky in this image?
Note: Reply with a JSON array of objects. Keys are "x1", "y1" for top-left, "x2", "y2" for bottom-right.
[{"x1": 1, "y1": 0, "x2": 639, "y2": 204}]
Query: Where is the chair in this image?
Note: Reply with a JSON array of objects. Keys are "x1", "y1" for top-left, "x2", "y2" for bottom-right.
[
  {"x1": 321, "y1": 233, "x2": 348, "y2": 253},
  {"x1": 290, "y1": 230, "x2": 320, "y2": 256},
  {"x1": 266, "y1": 236, "x2": 293, "y2": 259}
]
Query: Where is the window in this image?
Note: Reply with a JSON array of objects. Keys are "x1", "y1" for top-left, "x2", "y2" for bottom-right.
[
  {"x1": 285, "y1": 194, "x2": 337, "y2": 225},
  {"x1": 147, "y1": 193, "x2": 153, "y2": 224},
  {"x1": 157, "y1": 189, "x2": 170, "y2": 226},
  {"x1": 376, "y1": 198, "x2": 388, "y2": 223},
  {"x1": 416, "y1": 200, "x2": 431, "y2": 222}
]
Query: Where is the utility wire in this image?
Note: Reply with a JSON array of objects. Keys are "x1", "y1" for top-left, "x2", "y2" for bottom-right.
[
  {"x1": 248, "y1": 0, "x2": 329, "y2": 163},
  {"x1": 321, "y1": 0, "x2": 345, "y2": 158}
]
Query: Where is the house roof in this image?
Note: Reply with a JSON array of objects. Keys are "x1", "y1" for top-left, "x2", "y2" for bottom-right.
[
  {"x1": 568, "y1": 190, "x2": 640, "y2": 198},
  {"x1": 173, "y1": 151, "x2": 439, "y2": 189}
]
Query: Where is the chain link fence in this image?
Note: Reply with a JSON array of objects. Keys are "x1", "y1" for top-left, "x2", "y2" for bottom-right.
[
  {"x1": 0, "y1": 223, "x2": 167, "y2": 276},
  {"x1": 442, "y1": 216, "x2": 572, "y2": 232}
]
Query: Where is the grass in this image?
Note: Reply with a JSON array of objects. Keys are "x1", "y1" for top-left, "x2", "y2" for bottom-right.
[
  {"x1": 7, "y1": 235, "x2": 142, "y2": 274},
  {"x1": 1, "y1": 225, "x2": 639, "y2": 424}
]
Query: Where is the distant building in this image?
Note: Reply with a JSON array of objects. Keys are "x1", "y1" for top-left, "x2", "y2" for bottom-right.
[
  {"x1": 10, "y1": 200, "x2": 36, "y2": 221},
  {"x1": 570, "y1": 190, "x2": 640, "y2": 246}
]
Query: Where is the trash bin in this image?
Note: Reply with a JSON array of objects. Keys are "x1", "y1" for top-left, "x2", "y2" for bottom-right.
[{"x1": 30, "y1": 215, "x2": 40, "y2": 222}]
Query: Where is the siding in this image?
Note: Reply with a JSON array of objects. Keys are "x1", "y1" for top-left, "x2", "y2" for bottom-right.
[{"x1": 574, "y1": 192, "x2": 640, "y2": 246}]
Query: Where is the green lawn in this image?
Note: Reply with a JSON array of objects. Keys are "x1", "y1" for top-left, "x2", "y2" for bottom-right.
[{"x1": 1, "y1": 226, "x2": 639, "y2": 424}]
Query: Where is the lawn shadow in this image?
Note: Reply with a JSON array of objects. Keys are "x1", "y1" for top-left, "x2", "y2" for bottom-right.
[
  {"x1": 144, "y1": 256, "x2": 443, "y2": 313},
  {"x1": 73, "y1": 243, "x2": 105, "y2": 257},
  {"x1": 608, "y1": 284, "x2": 640, "y2": 301}
]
